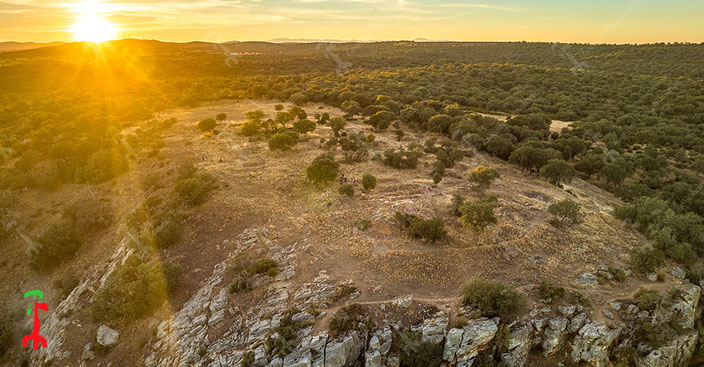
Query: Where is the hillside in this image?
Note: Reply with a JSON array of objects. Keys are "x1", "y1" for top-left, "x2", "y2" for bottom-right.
[{"x1": 1, "y1": 41, "x2": 704, "y2": 367}]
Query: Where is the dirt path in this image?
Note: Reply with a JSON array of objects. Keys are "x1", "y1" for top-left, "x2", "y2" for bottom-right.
[
  {"x1": 473, "y1": 112, "x2": 574, "y2": 133},
  {"x1": 314, "y1": 295, "x2": 463, "y2": 333}
]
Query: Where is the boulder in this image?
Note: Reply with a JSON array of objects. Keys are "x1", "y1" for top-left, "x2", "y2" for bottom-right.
[
  {"x1": 574, "y1": 272, "x2": 598, "y2": 286},
  {"x1": 96, "y1": 325, "x2": 120, "y2": 347}
]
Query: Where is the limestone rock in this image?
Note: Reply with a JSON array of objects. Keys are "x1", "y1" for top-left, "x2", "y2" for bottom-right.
[
  {"x1": 442, "y1": 318, "x2": 498, "y2": 363},
  {"x1": 96, "y1": 325, "x2": 119, "y2": 347},
  {"x1": 571, "y1": 322, "x2": 621, "y2": 366},
  {"x1": 636, "y1": 329, "x2": 699, "y2": 367},
  {"x1": 500, "y1": 324, "x2": 532, "y2": 367},
  {"x1": 542, "y1": 318, "x2": 568, "y2": 356},
  {"x1": 421, "y1": 311, "x2": 448, "y2": 344},
  {"x1": 574, "y1": 272, "x2": 598, "y2": 286}
]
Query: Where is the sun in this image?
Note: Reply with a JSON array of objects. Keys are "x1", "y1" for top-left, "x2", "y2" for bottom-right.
[{"x1": 69, "y1": 1, "x2": 119, "y2": 42}]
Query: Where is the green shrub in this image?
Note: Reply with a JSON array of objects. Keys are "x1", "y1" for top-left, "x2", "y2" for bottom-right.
[
  {"x1": 395, "y1": 212, "x2": 447, "y2": 242},
  {"x1": 329, "y1": 304, "x2": 369, "y2": 337},
  {"x1": 539, "y1": 159, "x2": 576, "y2": 186},
  {"x1": 247, "y1": 258, "x2": 277, "y2": 275},
  {"x1": 339, "y1": 184, "x2": 354, "y2": 197},
  {"x1": 630, "y1": 246, "x2": 664, "y2": 274},
  {"x1": 547, "y1": 199, "x2": 581, "y2": 227},
  {"x1": 468, "y1": 166, "x2": 500, "y2": 193},
  {"x1": 268, "y1": 130, "x2": 299, "y2": 151},
  {"x1": 292, "y1": 119, "x2": 316, "y2": 135},
  {"x1": 197, "y1": 118, "x2": 217, "y2": 131},
  {"x1": 306, "y1": 153, "x2": 340, "y2": 184},
  {"x1": 382, "y1": 147, "x2": 421, "y2": 169},
  {"x1": 329, "y1": 283, "x2": 358, "y2": 303},
  {"x1": 241, "y1": 351, "x2": 255, "y2": 367},
  {"x1": 64, "y1": 198, "x2": 114, "y2": 231},
  {"x1": 216, "y1": 113, "x2": 227, "y2": 121},
  {"x1": 91, "y1": 256, "x2": 174, "y2": 322},
  {"x1": 458, "y1": 199, "x2": 498, "y2": 231},
  {"x1": 30, "y1": 218, "x2": 81, "y2": 270},
  {"x1": 152, "y1": 214, "x2": 182, "y2": 249},
  {"x1": 229, "y1": 278, "x2": 250, "y2": 294},
  {"x1": 634, "y1": 288, "x2": 668, "y2": 312},
  {"x1": 266, "y1": 307, "x2": 312, "y2": 357},
  {"x1": 462, "y1": 279, "x2": 525, "y2": 318},
  {"x1": 537, "y1": 280, "x2": 565, "y2": 302},
  {"x1": 362, "y1": 174, "x2": 377, "y2": 190},
  {"x1": 173, "y1": 172, "x2": 216, "y2": 206},
  {"x1": 354, "y1": 219, "x2": 371, "y2": 231},
  {"x1": 399, "y1": 331, "x2": 443, "y2": 367}
]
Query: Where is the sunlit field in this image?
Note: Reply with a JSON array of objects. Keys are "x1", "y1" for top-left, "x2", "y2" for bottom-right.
[{"x1": 1, "y1": 1, "x2": 704, "y2": 367}]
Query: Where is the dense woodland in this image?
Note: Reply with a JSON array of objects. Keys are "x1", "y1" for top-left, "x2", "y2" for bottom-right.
[
  {"x1": 2, "y1": 40, "x2": 704, "y2": 267},
  {"x1": 1, "y1": 40, "x2": 704, "y2": 363}
]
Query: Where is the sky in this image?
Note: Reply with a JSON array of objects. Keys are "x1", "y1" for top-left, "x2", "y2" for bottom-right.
[{"x1": 1, "y1": 0, "x2": 703, "y2": 43}]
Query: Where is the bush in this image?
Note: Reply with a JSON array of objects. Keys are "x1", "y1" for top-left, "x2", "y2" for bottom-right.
[
  {"x1": 65, "y1": 198, "x2": 113, "y2": 231},
  {"x1": 152, "y1": 215, "x2": 182, "y2": 249},
  {"x1": 266, "y1": 307, "x2": 312, "y2": 358},
  {"x1": 537, "y1": 280, "x2": 565, "y2": 302},
  {"x1": 268, "y1": 130, "x2": 299, "y2": 151},
  {"x1": 354, "y1": 219, "x2": 371, "y2": 231},
  {"x1": 462, "y1": 279, "x2": 525, "y2": 318},
  {"x1": 292, "y1": 119, "x2": 316, "y2": 135},
  {"x1": 216, "y1": 113, "x2": 227, "y2": 121},
  {"x1": 395, "y1": 212, "x2": 447, "y2": 242},
  {"x1": 630, "y1": 246, "x2": 664, "y2": 274},
  {"x1": 30, "y1": 218, "x2": 81, "y2": 270},
  {"x1": 458, "y1": 199, "x2": 498, "y2": 231},
  {"x1": 306, "y1": 153, "x2": 340, "y2": 184},
  {"x1": 91, "y1": 256, "x2": 173, "y2": 321},
  {"x1": 339, "y1": 184, "x2": 354, "y2": 197},
  {"x1": 399, "y1": 331, "x2": 443, "y2": 367},
  {"x1": 247, "y1": 258, "x2": 277, "y2": 275},
  {"x1": 173, "y1": 172, "x2": 217, "y2": 206},
  {"x1": 329, "y1": 304, "x2": 369, "y2": 338},
  {"x1": 539, "y1": 159, "x2": 576, "y2": 186},
  {"x1": 240, "y1": 120, "x2": 260, "y2": 136},
  {"x1": 468, "y1": 166, "x2": 500, "y2": 193},
  {"x1": 383, "y1": 147, "x2": 421, "y2": 169},
  {"x1": 197, "y1": 118, "x2": 217, "y2": 132},
  {"x1": 362, "y1": 174, "x2": 377, "y2": 190},
  {"x1": 547, "y1": 199, "x2": 581, "y2": 226}
]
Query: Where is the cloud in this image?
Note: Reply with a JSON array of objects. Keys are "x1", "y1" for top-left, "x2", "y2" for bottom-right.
[{"x1": 435, "y1": 2, "x2": 523, "y2": 12}]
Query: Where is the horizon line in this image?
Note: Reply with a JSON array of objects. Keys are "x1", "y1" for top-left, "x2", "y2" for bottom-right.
[{"x1": 2, "y1": 38, "x2": 704, "y2": 46}]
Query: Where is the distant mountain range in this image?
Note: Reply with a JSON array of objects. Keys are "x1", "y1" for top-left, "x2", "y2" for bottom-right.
[
  {"x1": 266, "y1": 37, "x2": 447, "y2": 43},
  {"x1": 0, "y1": 38, "x2": 446, "y2": 53},
  {"x1": 0, "y1": 41, "x2": 65, "y2": 52}
]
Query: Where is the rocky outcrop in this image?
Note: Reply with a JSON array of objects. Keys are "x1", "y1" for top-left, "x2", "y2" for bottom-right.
[
  {"x1": 636, "y1": 329, "x2": 699, "y2": 367},
  {"x1": 570, "y1": 322, "x2": 622, "y2": 366},
  {"x1": 365, "y1": 327, "x2": 392, "y2": 367},
  {"x1": 32, "y1": 238, "x2": 133, "y2": 365},
  {"x1": 500, "y1": 324, "x2": 531, "y2": 367},
  {"x1": 442, "y1": 318, "x2": 498, "y2": 365}
]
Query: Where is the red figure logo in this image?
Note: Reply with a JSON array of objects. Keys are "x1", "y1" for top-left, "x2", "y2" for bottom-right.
[{"x1": 22, "y1": 290, "x2": 48, "y2": 350}]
